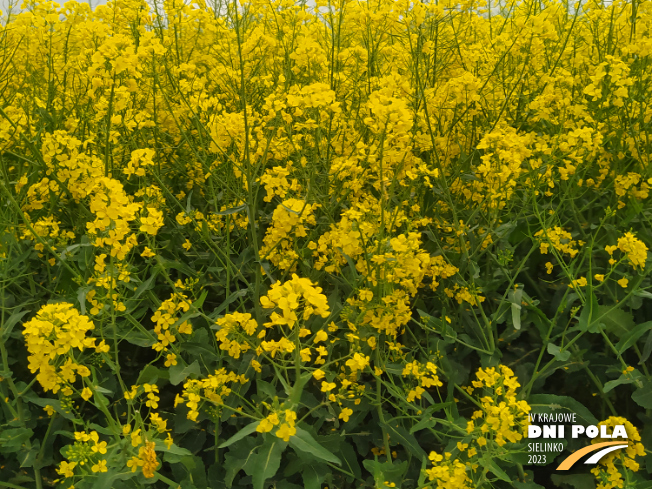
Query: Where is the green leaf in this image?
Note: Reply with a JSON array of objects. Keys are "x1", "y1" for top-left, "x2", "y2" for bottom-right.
[
  {"x1": 215, "y1": 204, "x2": 246, "y2": 215},
  {"x1": 615, "y1": 321, "x2": 652, "y2": 354},
  {"x1": 131, "y1": 271, "x2": 159, "y2": 300},
  {"x1": 137, "y1": 365, "x2": 162, "y2": 385},
  {"x1": 409, "y1": 402, "x2": 450, "y2": 436},
  {"x1": 513, "y1": 483, "x2": 546, "y2": 489},
  {"x1": 528, "y1": 394, "x2": 598, "y2": 425},
  {"x1": 338, "y1": 441, "x2": 362, "y2": 479},
  {"x1": 1, "y1": 309, "x2": 28, "y2": 340},
  {"x1": 209, "y1": 289, "x2": 249, "y2": 319},
  {"x1": 169, "y1": 360, "x2": 201, "y2": 386},
  {"x1": 509, "y1": 285, "x2": 524, "y2": 330},
  {"x1": 547, "y1": 343, "x2": 570, "y2": 361},
  {"x1": 154, "y1": 440, "x2": 193, "y2": 457},
  {"x1": 594, "y1": 305, "x2": 635, "y2": 337},
  {"x1": 382, "y1": 418, "x2": 427, "y2": 460},
  {"x1": 243, "y1": 438, "x2": 286, "y2": 489},
  {"x1": 639, "y1": 330, "x2": 652, "y2": 365},
  {"x1": 603, "y1": 370, "x2": 642, "y2": 394},
  {"x1": 289, "y1": 428, "x2": 341, "y2": 465},
  {"x1": 487, "y1": 461, "x2": 511, "y2": 482},
  {"x1": 632, "y1": 380, "x2": 652, "y2": 409},
  {"x1": 122, "y1": 329, "x2": 156, "y2": 348},
  {"x1": 218, "y1": 422, "x2": 260, "y2": 449},
  {"x1": 224, "y1": 437, "x2": 259, "y2": 488},
  {"x1": 550, "y1": 473, "x2": 596, "y2": 489},
  {"x1": 23, "y1": 393, "x2": 76, "y2": 421},
  {"x1": 362, "y1": 459, "x2": 408, "y2": 487},
  {"x1": 0, "y1": 428, "x2": 33, "y2": 453},
  {"x1": 300, "y1": 461, "x2": 328, "y2": 489}
]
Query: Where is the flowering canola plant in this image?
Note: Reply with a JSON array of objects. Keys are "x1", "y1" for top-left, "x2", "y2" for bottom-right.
[{"x1": 0, "y1": 0, "x2": 651, "y2": 487}]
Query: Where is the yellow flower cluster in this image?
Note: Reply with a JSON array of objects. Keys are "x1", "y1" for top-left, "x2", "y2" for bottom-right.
[
  {"x1": 260, "y1": 273, "x2": 330, "y2": 329},
  {"x1": 215, "y1": 311, "x2": 258, "y2": 359},
  {"x1": 176, "y1": 368, "x2": 248, "y2": 422},
  {"x1": 466, "y1": 366, "x2": 531, "y2": 447},
  {"x1": 23, "y1": 303, "x2": 108, "y2": 394},
  {"x1": 256, "y1": 408, "x2": 298, "y2": 442},
  {"x1": 150, "y1": 291, "x2": 194, "y2": 353},
  {"x1": 56, "y1": 431, "x2": 108, "y2": 479},
  {"x1": 590, "y1": 417, "x2": 646, "y2": 489},
  {"x1": 260, "y1": 198, "x2": 319, "y2": 271},
  {"x1": 401, "y1": 360, "x2": 443, "y2": 403},
  {"x1": 127, "y1": 441, "x2": 159, "y2": 479},
  {"x1": 535, "y1": 226, "x2": 579, "y2": 258},
  {"x1": 424, "y1": 451, "x2": 473, "y2": 489},
  {"x1": 616, "y1": 232, "x2": 648, "y2": 269}
]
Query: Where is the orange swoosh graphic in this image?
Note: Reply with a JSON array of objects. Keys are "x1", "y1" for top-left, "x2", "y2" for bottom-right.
[{"x1": 557, "y1": 441, "x2": 627, "y2": 470}]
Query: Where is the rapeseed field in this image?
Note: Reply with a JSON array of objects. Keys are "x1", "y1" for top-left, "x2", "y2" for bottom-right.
[{"x1": 0, "y1": 0, "x2": 651, "y2": 487}]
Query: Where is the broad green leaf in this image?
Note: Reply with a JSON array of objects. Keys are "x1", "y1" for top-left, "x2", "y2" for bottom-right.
[
  {"x1": 300, "y1": 462, "x2": 327, "y2": 489},
  {"x1": 550, "y1": 473, "x2": 596, "y2": 489},
  {"x1": 632, "y1": 380, "x2": 652, "y2": 409},
  {"x1": 209, "y1": 289, "x2": 249, "y2": 319},
  {"x1": 603, "y1": 370, "x2": 642, "y2": 394},
  {"x1": 215, "y1": 204, "x2": 246, "y2": 215},
  {"x1": 244, "y1": 438, "x2": 285, "y2": 489},
  {"x1": 169, "y1": 360, "x2": 201, "y2": 386},
  {"x1": 338, "y1": 441, "x2": 362, "y2": 479},
  {"x1": 289, "y1": 428, "x2": 341, "y2": 465},
  {"x1": 362, "y1": 459, "x2": 408, "y2": 487},
  {"x1": 528, "y1": 394, "x2": 598, "y2": 425},
  {"x1": 22, "y1": 393, "x2": 76, "y2": 421},
  {"x1": 409, "y1": 417, "x2": 437, "y2": 434},
  {"x1": 547, "y1": 343, "x2": 570, "y2": 362},
  {"x1": 639, "y1": 330, "x2": 652, "y2": 365},
  {"x1": 382, "y1": 418, "x2": 427, "y2": 460},
  {"x1": 1, "y1": 309, "x2": 28, "y2": 340},
  {"x1": 224, "y1": 437, "x2": 259, "y2": 488},
  {"x1": 596, "y1": 305, "x2": 635, "y2": 338},
  {"x1": 137, "y1": 365, "x2": 162, "y2": 385},
  {"x1": 509, "y1": 285, "x2": 523, "y2": 330},
  {"x1": 0, "y1": 428, "x2": 33, "y2": 453},
  {"x1": 513, "y1": 483, "x2": 546, "y2": 489},
  {"x1": 616, "y1": 321, "x2": 652, "y2": 354},
  {"x1": 154, "y1": 440, "x2": 193, "y2": 456},
  {"x1": 487, "y1": 461, "x2": 511, "y2": 482},
  {"x1": 218, "y1": 422, "x2": 260, "y2": 449},
  {"x1": 131, "y1": 271, "x2": 159, "y2": 300}
]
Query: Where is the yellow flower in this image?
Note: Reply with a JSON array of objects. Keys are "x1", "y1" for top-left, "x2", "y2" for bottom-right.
[
  {"x1": 57, "y1": 461, "x2": 77, "y2": 478},
  {"x1": 164, "y1": 433, "x2": 174, "y2": 450},
  {"x1": 182, "y1": 239, "x2": 192, "y2": 251},
  {"x1": 312, "y1": 369, "x2": 326, "y2": 380},
  {"x1": 569, "y1": 277, "x2": 587, "y2": 288},
  {"x1": 594, "y1": 274, "x2": 605, "y2": 282},
  {"x1": 321, "y1": 381, "x2": 336, "y2": 392},
  {"x1": 275, "y1": 423, "x2": 296, "y2": 442},
  {"x1": 314, "y1": 330, "x2": 328, "y2": 343},
  {"x1": 300, "y1": 348, "x2": 312, "y2": 362},
  {"x1": 165, "y1": 353, "x2": 177, "y2": 367},
  {"x1": 339, "y1": 407, "x2": 353, "y2": 422},
  {"x1": 545, "y1": 262, "x2": 553, "y2": 274},
  {"x1": 81, "y1": 387, "x2": 93, "y2": 401},
  {"x1": 618, "y1": 278, "x2": 629, "y2": 288},
  {"x1": 257, "y1": 418, "x2": 275, "y2": 433},
  {"x1": 91, "y1": 460, "x2": 107, "y2": 473},
  {"x1": 141, "y1": 247, "x2": 156, "y2": 258}
]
